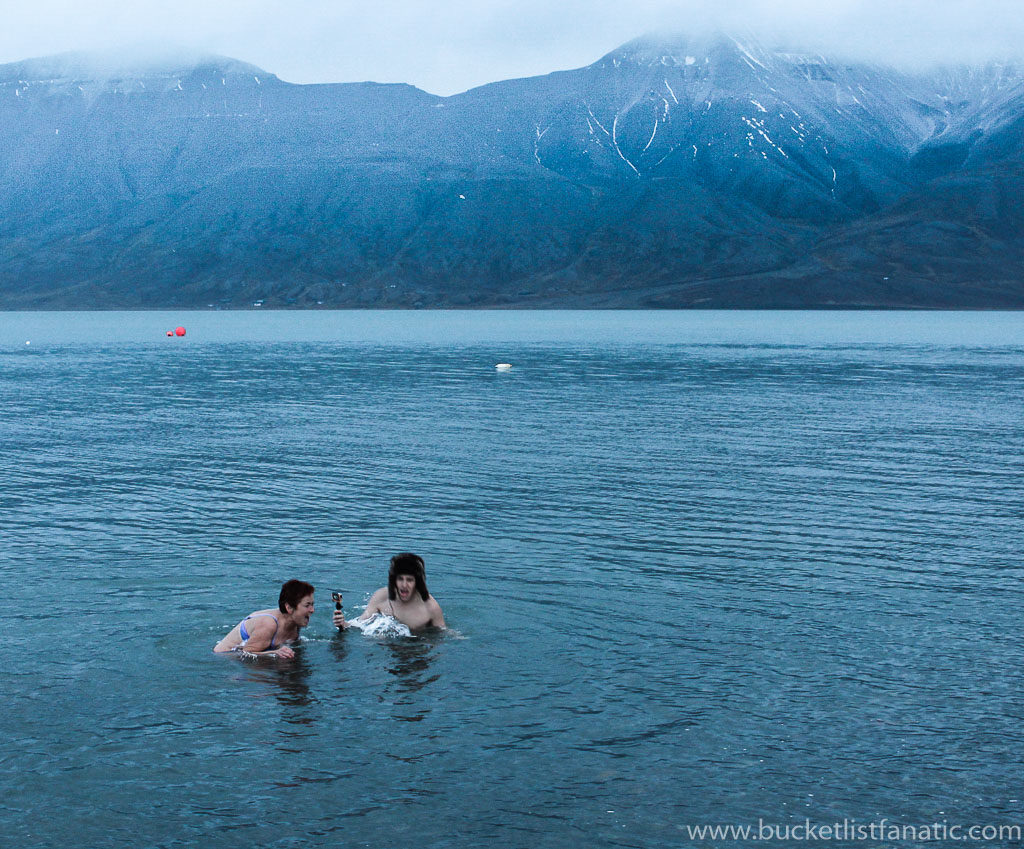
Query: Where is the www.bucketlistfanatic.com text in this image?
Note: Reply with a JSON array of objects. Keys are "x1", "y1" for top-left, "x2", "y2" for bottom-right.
[{"x1": 683, "y1": 819, "x2": 1022, "y2": 842}]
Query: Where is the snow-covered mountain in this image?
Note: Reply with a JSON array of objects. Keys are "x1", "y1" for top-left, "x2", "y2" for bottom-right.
[{"x1": 2, "y1": 34, "x2": 1023, "y2": 307}]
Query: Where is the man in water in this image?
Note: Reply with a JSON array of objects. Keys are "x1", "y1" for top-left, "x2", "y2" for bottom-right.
[
  {"x1": 333, "y1": 553, "x2": 445, "y2": 632},
  {"x1": 213, "y1": 579, "x2": 315, "y2": 658}
]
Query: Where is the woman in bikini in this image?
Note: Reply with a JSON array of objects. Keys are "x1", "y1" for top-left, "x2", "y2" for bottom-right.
[{"x1": 213, "y1": 579, "x2": 316, "y2": 658}]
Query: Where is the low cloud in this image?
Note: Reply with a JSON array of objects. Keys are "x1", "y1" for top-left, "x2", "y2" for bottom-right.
[{"x1": 1, "y1": 0, "x2": 1022, "y2": 95}]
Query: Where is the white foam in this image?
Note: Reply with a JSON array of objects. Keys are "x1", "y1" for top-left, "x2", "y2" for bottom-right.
[{"x1": 349, "y1": 613, "x2": 412, "y2": 638}]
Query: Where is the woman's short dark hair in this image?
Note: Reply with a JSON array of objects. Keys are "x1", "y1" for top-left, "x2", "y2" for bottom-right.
[
  {"x1": 387, "y1": 553, "x2": 429, "y2": 601},
  {"x1": 279, "y1": 579, "x2": 315, "y2": 612}
]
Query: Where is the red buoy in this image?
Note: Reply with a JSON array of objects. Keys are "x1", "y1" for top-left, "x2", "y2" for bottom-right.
[
  {"x1": 175, "y1": 326, "x2": 186, "y2": 337},
  {"x1": 166, "y1": 331, "x2": 174, "y2": 336}
]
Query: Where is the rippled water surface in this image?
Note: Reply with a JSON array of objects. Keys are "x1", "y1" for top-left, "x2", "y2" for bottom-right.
[{"x1": 3, "y1": 311, "x2": 1023, "y2": 848}]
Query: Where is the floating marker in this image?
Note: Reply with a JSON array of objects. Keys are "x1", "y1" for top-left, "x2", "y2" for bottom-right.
[
  {"x1": 495, "y1": 363, "x2": 512, "y2": 371},
  {"x1": 175, "y1": 326, "x2": 186, "y2": 337},
  {"x1": 166, "y1": 331, "x2": 174, "y2": 336}
]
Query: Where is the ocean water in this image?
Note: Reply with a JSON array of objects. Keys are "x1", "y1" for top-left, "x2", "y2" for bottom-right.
[{"x1": 2, "y1": 310, "x2": 1023, "y2": 848}]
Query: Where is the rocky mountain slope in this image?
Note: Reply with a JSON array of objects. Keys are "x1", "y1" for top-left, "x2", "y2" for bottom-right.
[{"x1": 1, "y1": 35, "x2": 1023, "y2": 308}]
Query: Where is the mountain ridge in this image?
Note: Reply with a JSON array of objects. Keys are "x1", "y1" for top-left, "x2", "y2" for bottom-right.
[{"x1": 2, "y1": 34, "x2": 1023, "y2": 308}]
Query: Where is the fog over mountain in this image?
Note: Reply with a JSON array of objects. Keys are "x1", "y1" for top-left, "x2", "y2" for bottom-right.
[
  {"x1": 6, "y1": 0, "x2": 1024, "y2": 95},
  {"x1": 2, "y1": 32, "x2": 1024, "y2": 308}
]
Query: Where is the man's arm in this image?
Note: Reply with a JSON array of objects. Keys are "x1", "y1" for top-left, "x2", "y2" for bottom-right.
[
  {"x1": 427, "y1": 598, "x2": 446, "y2": 629},
  {"x1": 358, "y1": 588, "x2": 388, "y2": 621},
  {"x1": 333, "y1": 588, "x2": 387, "y2": 629}
]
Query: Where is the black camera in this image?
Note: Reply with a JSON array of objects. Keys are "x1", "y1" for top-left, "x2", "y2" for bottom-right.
[{"x1": 331, "y1": 591, "x2": 343, "y2": 611}]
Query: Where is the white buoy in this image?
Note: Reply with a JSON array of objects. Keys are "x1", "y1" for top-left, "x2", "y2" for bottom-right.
[{"x1": 495, "y1": 363, "x2": 512, "y2": 371}]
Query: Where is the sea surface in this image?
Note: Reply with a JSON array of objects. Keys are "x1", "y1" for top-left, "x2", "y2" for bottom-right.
[{"x1": 2, "y1": 310, "x2": 1023, "y2": 848}]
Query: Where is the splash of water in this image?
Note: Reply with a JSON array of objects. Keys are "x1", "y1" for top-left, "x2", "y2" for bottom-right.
[{"x1": 347, "y1": 613, "x2": 413, "y2": 638}]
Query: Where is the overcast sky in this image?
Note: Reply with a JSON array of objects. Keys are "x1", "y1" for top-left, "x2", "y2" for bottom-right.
[{"x1": 1, "y1": 0, "x2": 1022, "y2": 95}]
